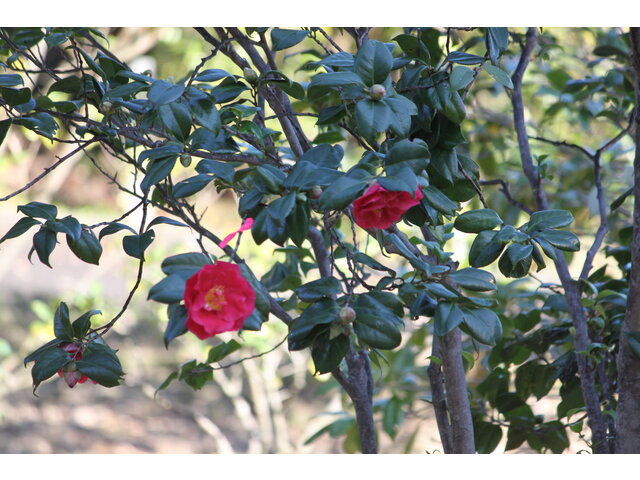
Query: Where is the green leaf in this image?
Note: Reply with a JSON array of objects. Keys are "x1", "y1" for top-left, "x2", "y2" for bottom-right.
[
  {"x1": 158, "y1": 101, "x2": 192, "y2": 142},
  {"x1": 434, "y1": 302, "x2": 465, "y2": 337},
  {"x1": 195, "y1": 69, "x2": 233, "y2": 82},
  {"x1": 18, "y1": 201, "x2": 58, "y2": 221},
  {"x1": 0, "y1": 216, "x2": 41, "y2": 243},
  {"x1": 454, "y1": 208, "x2": 503, "y2": 233},
  {"x1": 67, "y1": 229, "x2": 103, "y2": 265},
  {"x1": 384, "y1": 95, "x2": 417, "y2": 138},
  {"x1": 0, "y1": 74, "x2": 24, "y2": 87},
  {"x1": 164, "y1": 304, "x2": 188, "y2": 347},
  {"x1": 0, "y1": 118, "x2": 12, "y2": 147},
  {"x1": 207, "y1": 339, "x2": 242, "y2": 363},
  {"x1": 484, "y1": 64, "x2": 513, "y2": 89},
  {"x1": 295, "y1": 277, "x2": 342, "y2": 302},
  {"x1": 422, "y1": 185, "x2": 458, "y2": 216},
  {"x1": 536, "y1": 229, "x2": 580, "y2": 252},
  {"x1": 72, "y1": 309, "x2": 101, "y2": 338},
  {"x1": 462, "y1": 308, "x2": 503, "y2": 345},
  {"x1": 449, "y1": 66, "x2": 474, "y2": 90},
  {"x1": 486, "y1": 28, "x2": 509, "y2": 65},
  {"x1": 48, "y1": 216, "x2": 82, "y2": 241},
  {"x1": 53, "y1": 302, "x2": 73, "y2": 340},
  {"x1": 469, "y1": 230, "x2": 506, "y2": 268},
  {"x1": 499, "y1": 243, "x2": 534, "y2": 278},
  {"x1": 140, "y1": 157, "x2": 177, "y2": 193},
  {"x1": 610, "y1": 187, "x2": 633, "y2": 211},
  {"x1": 446, "y1": 51, "x2": 485, "y2": 65},
  {"x1": 148, "y1": 274, "x2": 186, "y2": 304},
  {"x1": 76, "y1": 342, "x2": 124, "y2": 387},
  {"x1": 172, "y1": 174, "x2": 214, "y2": 198},
  {"x1": 386, "y1": 138, "x2": 430, "y2": 173},
  {"x1": 148, "y1": 80, "x2": 185, "y2": 105},
  {"x1": 288, "y1": 299, "x2": 339, "y2": 349},
  {"x1": 161, "y1": 252, "x2": 211, "y2": 278},
  {"x1": 270, "y1": 28, "x2": 308, "y2": 51},
  {"x1": 31, "y1": 346, "x2": 70, "y2": 393},
  {"x1": 146, "y1": 216, "x2": 188, "y2": 230},
  {"x1": 307, "y1": 71, "x2": 364, "y2": 101},
  {"x1": 625, "y1": 331, "x2": 640, "y2": 359},
  {"x1": 353, "y1": 295, "x2": 402, "y2": 350},
  {"x1": 527, "y1": 210, "x2": 574, "y2": 232},
  {"x1": 99, "y1": 222, "x2": 137, "y2": 240},
  {"x1": 318, "y1": 176, "x2": 368, "y2": 210},
  {"x1": 311, "y1": 331, "x2": 349, "y2": 374},
  {"x1": 383, "y1": 396, "x2": 405, "y2": 439},
  {"x1": 189, "y1": 95, "x2": 220, "y2": 134},
  {"x1": 448, "y1": 268, "x2": 497, "y2": 292},
  {"x1": 122, "y1": 229, "x2": 155, "y2": 260},
  {"x1": 24, "y1": 338, "x2": 65, "y2": 366},
  {"x1": 286, "y1": 201, "x2": 310, "y2": 248},
  {"x1": 355, "y1": 98, "x2": 392, "y2": 141},
  {"x1": 354, "y1": 39, "x2": 394, "y2": 86},
  {"x1": 33, "y1": 227, "x2": 57, "y2": 267}
]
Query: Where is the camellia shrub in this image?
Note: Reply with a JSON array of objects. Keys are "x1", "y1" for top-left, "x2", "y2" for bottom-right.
[{"x1": 1, "y1": 26, "x2": 640, "y2": 454}]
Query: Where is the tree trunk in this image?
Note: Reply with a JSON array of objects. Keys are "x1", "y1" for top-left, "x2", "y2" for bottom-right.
[{"x1": 614, "y1": 26, "x2": 640, "y2": 454}]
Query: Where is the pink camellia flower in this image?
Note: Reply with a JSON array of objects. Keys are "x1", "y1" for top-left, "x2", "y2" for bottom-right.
[
  {"x1": 183, "y1": 261, "x2": 256, "y2": 339},
  {"x1": 352, "y1": 183, "x2": 423, "y2": 230},
  {"x1": 219, "y1": 218, "x2": 254, "y2": 249},
  {"x1": 57, "y1": 343, "x2": 96, "y2": 388}
]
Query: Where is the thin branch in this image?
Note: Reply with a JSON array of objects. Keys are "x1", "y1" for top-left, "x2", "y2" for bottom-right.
[
  {"x1": 480, "y1": 179, "x2": 533, "y2": 214},
  {"x1": 0, "y1": 139, "x2": 99, "y2": 202}
]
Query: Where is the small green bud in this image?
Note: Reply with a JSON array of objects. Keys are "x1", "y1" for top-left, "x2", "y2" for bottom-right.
[
  {"x1": 100, "y1": 101, "x2": 114, "y2": 114},
  {"x1": 180, "y1": 153, "x2": 192, "y2": 167},
  {"x1": 339, "y1": 306, "x2": 356, "y2": 324},
  {"x1": 296, "y1": 192, "x2": 308, "y2": 202},
  {"x1": 243, "y1": 67, "x2": 258, "y2": 83},
  {"x1": 309, "y1": 185, "x2": 323, "y2": 199},
  {"x1": 369, "y1": 84, "x2": 386, "y2": 101}
]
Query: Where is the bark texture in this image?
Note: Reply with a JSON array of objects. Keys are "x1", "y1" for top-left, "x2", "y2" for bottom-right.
[{"x1": 614, "y1": 26, "x2": 640, "y2": 454}]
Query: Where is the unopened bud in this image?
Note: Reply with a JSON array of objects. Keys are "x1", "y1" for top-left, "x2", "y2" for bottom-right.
[
  {"x1": 243, "y1": 67, "x2": 258, "y2": 83},
  {"x1": 339, "y1": 306, "x2": 356, "y2": 324},
  {"x1": 309, "y1": 185, "x2": 323, "y2": 199},
  {"x1": 369, "y1": 84, "x2": 386, "y2": 101},
  {"x1": 296, "y1": 192, "x2": 308, "y2": 202},
  {"x1": 180, "y1": 153, "x2": 192, "y2": 167},
  {"x1": 100, "y1": 101, "x2": 114, "y2": 114}
]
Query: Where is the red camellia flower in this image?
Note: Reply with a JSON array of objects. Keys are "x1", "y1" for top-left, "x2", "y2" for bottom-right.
[
  {"x1": 183, "y1": 261, "x2": 256, "y2": 339},
  {"x1": 352, "y1": 183, "x2": 424, "y2": 230},
  {"x1": 57, "y1": 343, "x2": 96, "y2": 388}
]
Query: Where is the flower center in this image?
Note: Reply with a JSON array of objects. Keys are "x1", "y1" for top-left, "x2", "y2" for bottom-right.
[{"x1": 204, "y1": 285, "x2": 226, "y2": 311}]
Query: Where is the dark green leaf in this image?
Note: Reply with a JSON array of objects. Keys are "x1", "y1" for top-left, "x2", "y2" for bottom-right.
[
  {"x1": 270, "y1": 28, "x2": 308, "y2": 51},
  {"x1": 18, "y1": 201, "x2": 57, "y2": 221},
  {"x1": 0, "y1": 118, "x2": 12, "y2": 147},
  {"x1": 295, "y1": 277, "x2": 342, "y2": 302},
  {"x1": 527, "y1": 210, "x2": 574, "y2": 232},
  {"x1": 434, "y1": 302, "x2": 465, "y2": 337},
  {"x1": 122, "y1": 229, "x2": 155, "y2": 260},
  {"x1": 311, "y1": 331, "x2": 349, "y2": 374},
  {"x1": 446, "y1": 51, "x2": 485, "y2": 65},
  {"x1": 0, "y1": 74, "x2": 24, "y2": 87},
  {"x1": 318, "y1": 175, "x2": 368, "y2": 210},
  {"x1": 448, "y1": 268, "x2": 497, "y2": 292},
  {"x1": 72, "y1": 310, "x2": 101, "y2": 338},
  {"x1": 165, "y1": 304, "x2": 188, "y2": 347},
  {"x1": 469, "y1": 230, "x2": 506, "y2": 268},
  {"x1": 0, "y1": 216, "x2": 41, "y2": 243},
  {"x1": 462, "y1": 308, "x2": 503, "y2": 345},
  {"x1": 148, "y1": 80, "x2": 185, "y2": 105},
  {"x1": 158, "y1": 101, "x2": 192, "y2": 142},
  {"x1": 454, "y1": 208, "x2": 502, "y2": 233},
  {"x1": 146, "y1": 216, "x2": 188, "y2": 229},
  {"x1": 140, "y1": 157, "x2": 177, "y2": 193},
  {"x1": 288, "y1": 299, "x2": 339, "y2": 349},
  {"x1": 353, "y1": 295, "x2": 402, "y2": 350},
  {"x1": 207, "y1": 339, "x2": 242, "y2": 363},
  {"x1": 536, "y1": 229, "x2": 580, "y2": 252},
  {"x1": 449, "y1": 66, "x2": 474, "y2": 90},
  {"x1": 161, "y1": 252, "x2": 211, "y2": 278},
  {"x1": 354, "y1": 39, "x2": 394, "y2": 86},
  {"x1": 24, "y1": 338, "x2": 65, "y2": 366},
  {"x1": 76, "y1": 342, "x2": 124, "y2": 387},
  {"x1": 99, "y1": 222, "x2": 137, "y2": 240},
  {"x1": 355, "y1": 98, "x2": 392, "y2": 141},
  {"x1": 33, "y1": 227, "x2": 57, "y2": 267},
  {"x1": 67, "y1": 228, "x2": 103, "y2": 265},
  {"x1": 148, "y1": 274, "x2": 186, "y2": 304},
  {"x1": 31, "y1": 346, "x2": 70, "y2": 393},
  {"x1": 53, "y1": 302, "x2": 73, "y2": 340}
]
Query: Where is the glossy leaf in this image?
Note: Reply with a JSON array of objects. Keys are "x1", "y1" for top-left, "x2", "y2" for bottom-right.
[
  {"x1": 67, "y1": 228, "x2": 103, "y2": 265},
  {"x1": 271, "y1": 28, "x2": 308, "y2": 51},
  {"x1": 122, "y1": 229, "x2": 155, "y2": 260},
  {"x1": 76, "y1": 342, "x2": 124, "y2": 387},
  {"x1": 454, "y1": 208, "x2": 503, "y2": 233},
  {"x1": 164, "y1": 304, "x2": 188, "y2": 347},
  {"x1": 354, "y1": 39, "x2": 394, "y2": 86}
]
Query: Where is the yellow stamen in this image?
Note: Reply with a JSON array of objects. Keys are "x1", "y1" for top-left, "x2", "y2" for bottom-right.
[{"x1": 204, "y1": 285, "x2": 226, "y2": 311}]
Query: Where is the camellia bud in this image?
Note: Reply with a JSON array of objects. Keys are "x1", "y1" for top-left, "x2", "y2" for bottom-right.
[
  {"x1": 180, "y1": 153, "x2": 192, "y2": 167},
  {"x1": 339, "y1": 306, "x2": 356, "y2": 324},
  {"x1": 369, "y1": 84, "x2": 386, "y2": 101},
  {"x1": 309, "y1": 185, "x2": 323, "y2": 199},
  {"x1": 100, "y1": 101, "x2": 114, "y2": 114},
  {"x1": 243, "y1": 67, "x2": 258, "y2": 83}
]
